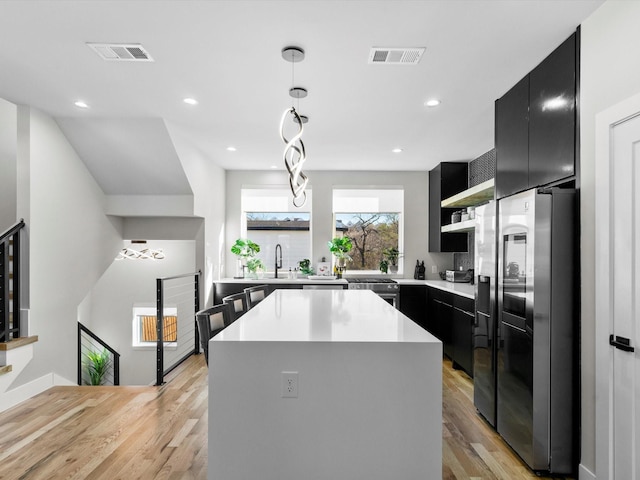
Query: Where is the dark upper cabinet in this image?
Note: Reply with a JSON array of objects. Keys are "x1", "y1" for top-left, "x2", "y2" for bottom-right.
[
  {"x1": 495, "y1": 32, "x2": 577, "y2": 199},
  {"x1": 429, "y1": 162, "x2": 468, "y2": 253},
  {"x1": 529, "y1": 33, "x2": 576, "y2": 187},
  {"x1": 495, "y1": 75, "x2": 529, "y2": 199}
]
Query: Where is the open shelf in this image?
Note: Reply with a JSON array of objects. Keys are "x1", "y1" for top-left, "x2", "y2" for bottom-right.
[
  {"x1": 441, "y1": 219, "x2": 476, "y2": 233},
  {"x1": 441, "y1": 178, "x2": 494, "y2": 208}
]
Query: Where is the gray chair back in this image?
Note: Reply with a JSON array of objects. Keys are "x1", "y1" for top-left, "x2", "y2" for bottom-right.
[
  {"x1": 244, "y1": 285, "x2": 270, "y2": 309},
  {"x1": 196, "y1": 303, "x2": 233, "y2": 365},
  {"x1": 222, "y1": 292, "x2": 249, "y2": 322}
]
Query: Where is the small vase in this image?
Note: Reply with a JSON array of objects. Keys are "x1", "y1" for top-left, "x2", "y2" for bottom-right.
[
  {"x1": 335, "y1": 257, "x2": 347, "y2": 278},
  {"x1": 235, "y1": 259, "x2": 246, "y2": 279},
  {"x1": 389, "y1": 265, "x2": 398, "y2": 274}
]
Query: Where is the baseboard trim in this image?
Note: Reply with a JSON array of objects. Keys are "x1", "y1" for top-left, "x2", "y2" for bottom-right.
[
  {"x1": 579, "y1": 463, "x2": 596, "y2": 480},
  {"x1": 0, "y1": 372, "x2": 75, "y2": 413}
]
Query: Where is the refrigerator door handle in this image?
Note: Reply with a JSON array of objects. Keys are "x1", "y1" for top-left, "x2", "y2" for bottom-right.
[
  {"x1": 476, "y1": 311, "x2": 490, "y2": 327},
  {"x1": 609, "y1": 334, "x2": 635, "y2": 352}
]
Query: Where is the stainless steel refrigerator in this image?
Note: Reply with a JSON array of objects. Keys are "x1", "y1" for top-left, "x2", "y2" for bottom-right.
[
  {"x1": 496, "y1": 187, "x2": 575, "y2": 474},
  {"x1": 473, "y1": 201, "x2": 497, "y2": 427}
]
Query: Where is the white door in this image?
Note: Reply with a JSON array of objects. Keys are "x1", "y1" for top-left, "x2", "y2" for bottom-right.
[{"x1": 595, "y1": 93, "x2": 640, "y2": 480}]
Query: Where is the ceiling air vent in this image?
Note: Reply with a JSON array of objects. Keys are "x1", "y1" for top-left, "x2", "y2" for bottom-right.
[
  {"x1": 86, "y1": 43, "x2": 154, "y2": 62},
  {"x1": 368, "y1": 47, "x2": 425, "y2": 65}
]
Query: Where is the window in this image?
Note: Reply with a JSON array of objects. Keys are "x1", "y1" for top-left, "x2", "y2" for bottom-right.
[
  {"x1": 333, "y1": 188, "x2": 404, "y2": 273},
  {"x1": 241, "y1": 188, "x2": 312, "y2": 271},
  {"x1": 132, "y1": 305, "x2": 177, "y2": 348}
]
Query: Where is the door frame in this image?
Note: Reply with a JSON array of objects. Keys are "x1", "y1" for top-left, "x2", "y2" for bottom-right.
[{"x1": 595, "y1": 91, "x2": 640, "y2": 480}]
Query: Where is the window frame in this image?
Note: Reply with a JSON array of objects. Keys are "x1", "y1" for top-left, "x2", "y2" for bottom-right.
[
  {"x1": 132, "y1": 305, "x2": 178, "y2": 350},
  {"x1": 332, "y1": 188, "x2": 404, "y2": 275}
]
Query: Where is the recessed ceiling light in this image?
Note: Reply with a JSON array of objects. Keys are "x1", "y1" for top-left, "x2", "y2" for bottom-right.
[
  {"x1": 424, "y1": 99, "x2": 441, "y2": 107},
  {"x1": 270, "y1": 165, "x2": 278, "y2": 169},
  {"x1": 74, "y1": 101, "x2": 89, "y2": 109},
  {"x1": 392, "y1": 148, "x2": 403, "y2": 153},
  {"x1": 226, "y1": 146, "x2": 237, "y2": 152},
  {"x1": 183, "y1": 98, "x2": 198, "y2": 105}
]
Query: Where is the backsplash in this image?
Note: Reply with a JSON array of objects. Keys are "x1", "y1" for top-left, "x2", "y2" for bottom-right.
[
  {"x1": 453, "y1": 149, "x2": 494, "y2": 271},
  {"x1": 468, "y1": 148, "x2": 496, "y2": 187},
  {"x1": 454, "y1": 232, "x2": 475, "y2": 271}
]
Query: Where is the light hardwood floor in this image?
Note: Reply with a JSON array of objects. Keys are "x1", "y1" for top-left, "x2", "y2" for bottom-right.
[{"x1": 0, "y1": 355, "x2": 573, "y2": 479}]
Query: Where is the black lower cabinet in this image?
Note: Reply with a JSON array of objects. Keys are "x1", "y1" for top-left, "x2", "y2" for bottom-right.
[
  {"x1": 399, "y1": 285, "x2": 427, "y2": 329},
  {"x1": 427, "y1": 288, "x2": 454, "y2": 359},
  {"x1": 427, "y1": 287, "x2": 474, "y2": 377},
  {"x1": 453, "y1": 296, "x2": 474, "y2": 377}
]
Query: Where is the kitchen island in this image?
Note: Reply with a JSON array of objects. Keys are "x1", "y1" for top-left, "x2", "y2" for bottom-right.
[{"x1": 208, "y1": 289, "x2": 442, "y2": 480}]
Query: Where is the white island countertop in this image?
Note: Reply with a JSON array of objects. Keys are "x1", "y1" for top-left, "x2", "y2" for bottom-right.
[
  {"x1": 209, "y1": 289, "x2": 442, "y2": 480},
  {"x1": 214, "y1": 289, "x2": 438, "y2": 343},
  {"x1": 216, "y1": 276, "x2": 347, "y2": 285}
]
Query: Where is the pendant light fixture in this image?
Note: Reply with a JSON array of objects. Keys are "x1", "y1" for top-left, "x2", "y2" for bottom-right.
[{"x1": 280, "y1": 46, "x2": 309, "y2": 208}]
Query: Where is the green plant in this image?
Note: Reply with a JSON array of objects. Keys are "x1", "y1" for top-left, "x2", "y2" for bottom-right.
[
  {"x1": 379, "y1": 259, "x2": 389, "y2": 274},
  {"x1": 298, "y1": 259, "x2": 314, "y2": 275},
  {"x1": 327, "y1": 236, "x2": 353, "y2": 260},
  {"x1": 246, "y1": 258, "x2": 265, "y2": 273},
  {"x1": 230, "y1": 238, "x2": 260, "y2": 259},
  {"x1": 85, "y1": 349, "x2": 111, "y2": 386},
  {"x1": 382, "y1": 247, "x2": 401, "y2": 266}
]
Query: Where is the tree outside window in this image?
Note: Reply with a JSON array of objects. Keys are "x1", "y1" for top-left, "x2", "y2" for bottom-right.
[{"x1": 335, "y1": 213, "x2": 399, "y2": 271}]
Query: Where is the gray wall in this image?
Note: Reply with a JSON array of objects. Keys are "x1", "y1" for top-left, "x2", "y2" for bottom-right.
[
  {"x1": 17, "y1": 106, "x2": 123, "y2": 386},
  {"x1": 0, "y1": 99, "x2": 17, "y2": 229},
  {"x1": 225, "y1": 170, "x2": 452, "y2": 279},
  {"x1": 580, "y1": 1, "x2": 640, "y2": 476},
  {"x1": 3, "y1": 102, "x2": 226, "y2": 397},
  {"x1": 83, "y1": 240, "x2": 196, "y2": 386}
]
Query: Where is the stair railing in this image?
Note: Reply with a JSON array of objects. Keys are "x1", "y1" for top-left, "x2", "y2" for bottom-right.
[
  {"x1": 77, "y1": 322, "x2": 120, "y2": 385},
  {"x1": 156, "y1": 270, "x2": 201, "y2": 385},
  {"x1": 0, "y1": 219, "x2": 25, "y2": 342}
]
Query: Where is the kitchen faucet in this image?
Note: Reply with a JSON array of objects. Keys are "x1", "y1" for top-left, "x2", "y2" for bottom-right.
[{"x1": 275, "y1": 244, "x2": 283, "y2": 278}]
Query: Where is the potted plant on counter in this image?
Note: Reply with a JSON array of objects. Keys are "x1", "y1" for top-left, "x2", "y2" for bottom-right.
[
  {"x1": 298, "y1": 258, "x2": 315, "y2": 276},
  {"x1": 379, "y1": 259, "x2": 389, "y2": 274},
  {"x1": 328, "y1": 236, "x2": 352, "y2": 278},
  {"x1": 246, "y1": 258, "x2": 265, "y2": 279},
  {"x1": 382, "y1": 247, "x2": 401, "y2": 274},
  {"x1": 231, "y1": 238, "x2": 261, "y2": 278}
]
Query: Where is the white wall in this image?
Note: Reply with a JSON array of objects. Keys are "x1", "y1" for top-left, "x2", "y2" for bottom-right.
[
  {"x1": 0, "y1": 98, "x2": 17, "y2": 228},
  {"x1": 166, "y1": 122, "x2": 226, "y2": 307},
  {"x1": 580, "y1": 1, "x2": 640, "y2": 476},
  {"x1": 15, "y1": 107, "x2": 123, "y2": 388},
  {"x1": 83, "y1": 240, "x2": 195, "y2": 385},
  {"x1": 226, "y1": 170, "x2": 452, "y2": 279}
]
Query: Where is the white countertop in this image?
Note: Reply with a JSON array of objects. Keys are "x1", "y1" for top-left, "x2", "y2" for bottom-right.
[
  {"x1": 395, "y1": 278, "x2": 475, "y2": 299},
  {"x1": 217, "y1": 277, "x2": 475, "y2": 298},
  {"x1": 217, "y1": 277, "x2": 347, "y2": 285},
  {"x1": 214, "y1": 289, "x2": 439, "y2": 343}
]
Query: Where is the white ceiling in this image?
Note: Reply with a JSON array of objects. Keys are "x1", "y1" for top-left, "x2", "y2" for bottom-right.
[{"x1": 0, "y1": 0, "x2": 604, "y2": 195}]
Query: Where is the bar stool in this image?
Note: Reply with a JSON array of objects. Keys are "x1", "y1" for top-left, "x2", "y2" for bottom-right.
[
  {"x1": 195, "y1": 303, "x2": 233, "y2": 364},
  {"x1": 222, "y1": 292, "x2": 249, "y2": 322},
  {"x1": 244, "y1": 285, "x2": 270, "y2": 309}
]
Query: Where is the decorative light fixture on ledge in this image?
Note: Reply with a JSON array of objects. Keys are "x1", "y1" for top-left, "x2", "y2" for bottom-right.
[
  {"x1": 280, "y1": 46, "x2": 309, "y2": 208},
  {"x1": 116, "y1": 240, "x2": 165, "y2": 260}
]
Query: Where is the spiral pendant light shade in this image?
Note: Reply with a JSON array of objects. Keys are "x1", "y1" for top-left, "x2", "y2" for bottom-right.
[
  {"x1": 280, "y1": 106, "x2": 308, "y2": 207},
  {"x1": 281, "y1": 46, "x2": 309, "y2": 208}
]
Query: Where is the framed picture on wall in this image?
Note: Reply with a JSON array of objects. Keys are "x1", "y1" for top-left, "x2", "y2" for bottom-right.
[{"x1": 316, "y1": 262, "x2": 331, "y2": 276}]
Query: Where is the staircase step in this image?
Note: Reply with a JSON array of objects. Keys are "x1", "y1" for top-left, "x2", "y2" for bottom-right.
[
  {"x1": 0, "y1": 365, "x2": 12, "y2": 376},
  {"x1": 0, "y1": 336, "x2": 38, "y2": 351}
]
